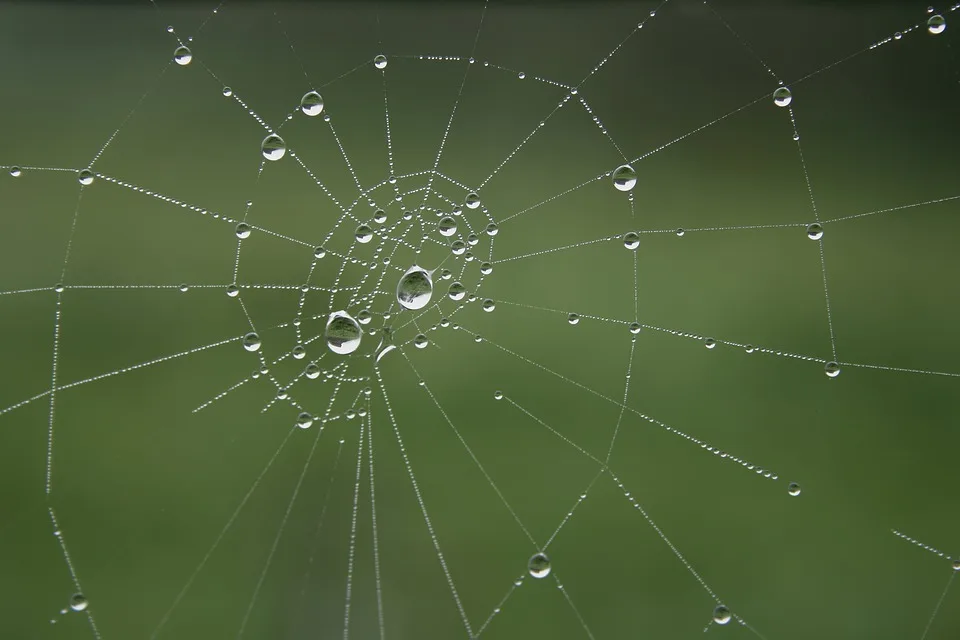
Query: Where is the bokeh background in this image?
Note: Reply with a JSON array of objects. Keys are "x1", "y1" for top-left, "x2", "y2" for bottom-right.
[{"x1": 1, "y1": 1, "x2": 959, "y2": 638}]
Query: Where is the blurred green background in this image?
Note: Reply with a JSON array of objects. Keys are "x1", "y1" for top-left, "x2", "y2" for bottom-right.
[{"x1": 1, "y1": 1, "x2": 959, "y2": 638}]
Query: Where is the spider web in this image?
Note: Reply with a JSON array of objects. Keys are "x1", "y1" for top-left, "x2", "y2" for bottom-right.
[{"x1": 2, "y1": 1, "x2": 960, "y2": 639}]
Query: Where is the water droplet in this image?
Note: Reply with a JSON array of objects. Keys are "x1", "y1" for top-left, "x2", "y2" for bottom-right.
[
  {"x1": 745, "y1": 344, "x2": 755, "y2": 353},
  {"x1": 414, "y1": 334, "x2": 428, "y2": 349},
  {"x1": 568, "y1": 313, "x2": 580, "y2": 325},
  {"x1": 326, "y1": 311, "x2": 362, "y2": 355},
  {"x1": 705, "y1": 338, "x2": 716, "y2": 349},
  {"x1": 375, "y1": 327, "x2": 396, "y2": 362},
  {"x1": 373, "y1": 209, "x2": 387, "y2": 224},
  {"x1": 612, "y1": 164, "x2": 637, "y2": 192},
  {"x1": 292, "y1": 345, "x2": 306, "y2": 359},
  {"x1": 357, "y1": 309, "x2": 372, "y2": 325},
  {"x1": 482, "y1": 299, "x2": 496, "y2": 312},
  {"x1": 363, "y1": 387, "x2": 372, "y2": 397},
  {"x1": 528, "y1": 552, "x2": 551, "y2": 578},
  {"x1": 346, "y1": 409, "x2": 357, "y2": 420},
  {"x1": 388, "y1": 174, "x2": 397, "y2": 184},
  {"x1": 788, "y1": 482, "x2": 801, "y2": 497},
  {"x1": 518, "y1": 71, "x2": 526, "y2": 79},
  {"x1": 494, "y1": 390, "x2": 503, "y2": 400},
  {"x1": 297, "y1": 412, "x2": 314, "y2": 429},
  {"x1": 953, "y1": 559, "x2": 960, "y2": 571},
  {"x1": 480, "y1": 262, "x2": 493, "y2": 275},
  {"x1": 773, "y1": 86, "x2": 792, "y2": 107},
  {"x1": 928, "y1": 14, "x2": 946, "y2": 34},
  {"x1": 374, "y1": 54, "x2": 388, "y2": 69},
  {"x1": 305, "y1": 363, "x2": 321, "y2": 379},
  {"x1": 70, "y1": 594, "x2": 88, "y2": 612},
  {"x1": 474, "y1": 334, "x2": 483, "y2": 343},
  {"x1": 438, "y1": 216, "x2": 458, "y2": 237},
  {"x1": 9, "y1": 166, "x2": 21, "y2": 177},
  {"x1": 222, "y1": 86, "x2": 233, "y2": 97},
  {"x1": 629, "y1": 322, "x2": 641, "y2": 335},
  {"x1": 226, "y1": 284, "x2": 239, "y2": 297},
  {"x1": 894, "y1": 31, "x2": 903, "y2": 40},
  {"x1": 486, "y1": 222, "x2": 499, "y2": 236},
  {"x1": 166, "y1": 25, "x2": 174, "y2": 33},
  {"x1": 467, "y1": 233, "x2": 479, "y2": 246},
  {"x1": 174, "y1": 46, "x2": 192, "y2": 66},
  {"x1": 465, "y1": 192, "x2": 481, "y2": 209},
  {"x1": 300, "y1": 90, "x2": 324, "y2": 116},
  {"x1": 675, "y1": 228, "x2": 685, "y2": 237},
  {"x1": 448, "y1": 281, "x2": 466, "y2": 301},
  {"x1": 314, "y1": 246, "x2": 326, "y2": 259},
  {"x1": 54, "y1": 283, "x2": 64, "y2": 293},
  {"x1": 623, "y1": 232, "x2": 640, "y2": 250},
  {"x1": 235, "y1": 222, "x2": 251, "y2": 239},
  {"x1": 358, "y1": 407, "x2": 367, "y2": 417},
  {"x1": 713, "y1": 604, "x2": 731, "y2": 625},
  {"x1": 354, "y1": 224, "x2": 374, "y2": 244},
  {"x1": 77, "y1": 169, "x2": 94, "y2": 186},
  {"x1": 807, "y1": 223, "x2": 823, "y2": 240},
  {"x1": 824, "y1": 361, "x2": 841, "y2": 378},
  {"x1": 451, "y1": 240, "x2": 466, "y2": 255},
  {"x1": 242, "y1": 332, "x2": 261, "y2": 352},
  {"x1": 397, "y1": 265, "x2": 433, "y2": 310},
  {"x1": 439, "y1": 269, "x2": 452, "y2": 280},
  {"x1": 261, "y1": 134, "x2": 286, "y2": 161},
  {"x1": 178, "y1": 284, "x2": 188, "y2": 293}
]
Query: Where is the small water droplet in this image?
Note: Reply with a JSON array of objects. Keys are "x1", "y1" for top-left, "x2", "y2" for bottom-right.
[
  {"x1": 305, "y1": 363, "x2": 321, "y2": 379},
  {"x1": 675, "y1": 228, "x2": 685, "y2": 237},
  {"x1": 346, "y1": 409, "x2": 356, "y2": 420},
  {"x1": 222, "y1": 86, "x2": 233, "y2": 97},
  {"x1": 448, "y1": 281, "x2": 466, "y2": 301},
  {"x1": 486, "y1": 222, "x2": 499, "y2": 236},
  {"x1": 174, "y1": 46, "x2": 192, "y2": 66},
  {"x1": 480, "y1": 262, "x2": 493, "y2": 275},
  {"x1": 788, "y1": 482, "x2": 801, "y2": 497},
  {"x1": 928, "y1": 14, "x2": 946, "y2": 34},
  {"x1": 467, "y1": 233, "x2": 479, "y2": 246},
  {"x1": 438, "y1": 216, "x2": 458, "y2": 237},
  {"x1": 388, "y1": 175, "x2": 397, "y2": 184},
  {"x1": 374, "y1": 54, "x2": 388, "y2": 69},
  {"x1": 77, "y1": 169, "x2": 95, "y2": 186},
  {"x1": 261, "y1": 134, "x2": 286, "y2": 161},
  {"x1": 474, "y1": 334, "x2": 483, "y2": 343},
  {"x1": 326, "y1": 311, "x2": 362, "y2": 355},
  {"x1": 518, "y1": 71, "x2": 526, "y2": 79},
  {"x1": 528, "y1": 552, "x2": 551, "y2": 578},
  {"x1": 70, "y1": 594, "x2": 88, "y2": 612},
  {"x1": 178, "y1": 284, "x2": 188, "y2": 293},
  {"x1": 356, "y1": 224, "x2": 374, "y2": 243},
  {"x1": 451, "y1": 240, "x2": 466, "y2": 255},
  {"x1": 292, "y1": 345, "x2": 306, "y2": 359},
  {"x1": 612, "y1": 164, "x2": 637, "y2": 192},
  {"x1": 623, "y1": 232, "x2": 640, "y2": 250},
  {"x1": 807, "y1": 223, "x2": 823, "y2": 240},
  {"x1": 242, "y1": 332, "x2": 261, "y2": 352},
  {"x1": 894, "y1": 31, "x2": 903, "y2": 40},
  {"x1": 705, "y1": 338, "x2": 716, "y2": 349},
  {"x1": 773, "y1": 86, "x2": 792, "y2": 107},
  {"x1": 745, "y1": 344, "x2": 755, "y2": 353},
  {"x1": 373, "y1": 209, "x2": 387, "y2": 224},
  {"x1": 166, "y1": 25, "x2": 174, "y2": 33},
  {"x1": 9, "y1": 166, "x2": 21, "y2": 177},
  {"x1": 300, "y1": 90, "x2": 324, "y2": 116},
  {"x1": 713, "y1": 604, "x2": 731, "y2": 625},
  {"x1": 235, "y1": 222, "x2": 251, "y2": 239},
  {"x1": 482, "y1": 299, "x2": 496, "y2": 312},
  {"x1": 568, "y1": 313, "x2": 580, "y2": 325},
  {"x1": 414, "y1": 334, "x2": 428, "y2": 349},
  {"x1": 314, "y1": 246, "x2": 326, "y2": 259},
  {"x1": 629, "y1": 322, "x2": 641, "y2": 335},
  {"x1": 494, "y1": 390, "x2": 503, "y2": 400},
  {"x1": 465, "y1": 192, "x2": 481, "y2": 209},
  {"x1": 397, "y1": 266, "x2": 434, "y2": 310},
  {"x1": 824, "y1": 361, "x2": 841, "y2": 378},
  {"x1": 953, "y1": 559, "x2": 960, "y2": 571},
  {"x1": 357, "y1": 309, "x2": 372, "y2": 325},
  {"x1": 297, "y1": 412, "x2": 314, "y2": 429},
  {"x1": 226, "y1": 284, "x2": 239, "y2": 297},
  {"x1": 54, "y1": 283, "x2": 64, "y2": 293}
]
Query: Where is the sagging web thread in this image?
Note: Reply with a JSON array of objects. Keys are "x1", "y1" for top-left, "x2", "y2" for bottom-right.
[{"x1": 2, "y1": 1, "x2": 959, "y2": 638}]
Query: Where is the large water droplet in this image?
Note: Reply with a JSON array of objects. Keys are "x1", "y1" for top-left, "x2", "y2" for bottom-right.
[
  {"x1": 77, "y1": 169, "x2": 95, "y2": 186},
  {"x1": 374, "y1": 54, "x2": 388, "y2": 69},
  {"x1": 928, "y1": 14, "x2": 946, "y2": 35},
  {"x1": 448, "y1": 281, "x2": 466, "y2": 301},
  {"x1": 713, "y1": 604, "x2": 731, "y2": 625},
  {"x1": 451, "y1": 240, "x2": 466, "y2": 255},
  {"x1": 465, "y1": 192, "x2": 481, "y2": 209},
  {"x1": 629, "y1": 322, "x2": 641, "y2": 335},
  {"x1": 414, "y1": 334, "x2": 428, "y2": 349},
  {"x1": 242, "y1": 332, "x2": 261, "y2": 352},
  {"x1": 292, "y1": 344, "x2": 306, "y2": 359},
  {"x1": 355, "y1": 224, "x2": 374, "y2": 243},
  {"x1": 373, "y1": 209, "x2": 387, "y2": 224},
  {"x1": 807, "y1": 223, "x2": 823, "y2": 240},
  {"x1": 305, "y1": 363, "x2": 321, "y2": 379},
  {"x1": 222, "y1": 86, "x2": 233, "y2": 97},
  {"x1": 226, "y1": 284, "x2": 239, "y2": 297},
  {"x1": 9, "y1": 166, "x2": 21, "y2": 177},
  {"x1": 70, "y1": 594, "x2": 88, "y2": 612},
  {"x1": 705, "y1": 338, "x2": 716, "y2": 349},
  {"x1": 486, "y1": 222, "x2": 499, "y2": 236},
  {"x1": 824, "y1": 361, "x2": 840, "y2": 378},
  {"x1": 482, "y1": 299, "x2": 496, "y2": 312},
  {"x1": 397, "y1": 266, "x2": 433, "y2": 310},
  {"x1": 438, "y1": 217, "x2": 458, "y2": 237},
  {"x1": 375, "y1": 327, "x2": 395, "y2": 362},
  {"x1": 326, "y1": 311, "x2": 362, "y2": 355},
  {"x1": 235, "y1": 222, "x2": 251, "y2": 239},
  {"x1": 300, "y1": 90, "x2": 324, "y2": 116},
  {"x1": 773, "y1": 86, "x2": 792, "y2": 107},
  {"x1": 261, "y1": 134, "x2": 286, "y2": 161},
  {"x1": 528, "y1": 552, "x2": 551, "y2": 578},
  {"x1": 314, "y1": 246, "x2": 326, "y2": 259},
  {"x1": 612, "y1": 164, "x2": 637, "y2": 192},
  {"x1": 623, "y1": 232, "x2": 639, "y2": 250},
  {"x1": 480, "y1": 262, "x2": 493, "y2": 275},
  {"x1": 297, "y1": 412, "x2": 314, "y2": 429},
  {"x1": 788, "y1": 482, "x2": 801, "y2": 497},
  {"x1": 174, "y1": 46, "x2": 192, "y2": 66}
]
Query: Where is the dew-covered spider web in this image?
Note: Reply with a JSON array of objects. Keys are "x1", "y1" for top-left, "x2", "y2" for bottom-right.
[{"x1": 2, "y1": 1, "x2": 960, "y2": 638}]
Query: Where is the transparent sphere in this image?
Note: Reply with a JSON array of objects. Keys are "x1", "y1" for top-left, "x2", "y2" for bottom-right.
[
  {"x1": 173, "y1": 45, "x2": 192, "y2": 66},
  {"x1": 451, "y1": 240, "x2": 466, "y2": 256},
  {"x1": 235, "y1": 222, "x2": 251, "y2": 239},
  {"x1": 77, "y1": 169, "x2": 95, "y2": 186},
  {"x1": 304, "y1": 363, "x2": 321, "y2": 379},
  {"x1": 355, "y1": 224, "x2": 374, "y2": 243},
  {"x1": 486, "y1": 222, "x2": 499, "y2": 236},
  {"x1": 465, "y1": 192, "x2": 481, "y2": 209},
  {"x1": 494, "y1": 390, "x2": 503, "y2": 400},
  {"x1": 623, "y1": 232, "x2": 640, "y2": 250},
  {"x1": 54, "y1": 283, "x2": 64, "y2": 293},
  {"x1": 373, "y1": 209, "x2": 387, "y2": 224},
  {"x1": 705, "y1": 338, "x2": 716, "y2": 349},
  {"x1": 297, "y1": 412, "x2": 314, "y2": 429},
  {"x1": 480, "y1": 262, "x2": 493, "y2": 275},
  {"x1": 326, "y1": 311, "x2": 362, "y2": 355},
  {"x1": 675, "y1": 228, "x2": 685, "y2": 237},
  {"x1": 773, "y1": 86, "x2": 792, "y2": 107},
  {"x1": 9, "y1": 166, "x2": 21, "y2": 177},
  {"x1": 226, "y1": 284, "x2": 239, "y2": 297},
  {"x1": 357, "y1": 309, "x2": 372, "y2": 325},
  {"x1": 612, "y1": 164, "x2": 638, "y2": 192},
  {"x1": 292, "y1": 345, "x2": 306, "y2": 360},
  {"x1": 314, "y1": 246, "x2": 326, "y2": 259},
  {"x1": 824, "y1": 361, "x2": 841, "y2": 378},
  {"x1": 788, "y1": 482, "x2": 802, "y2": 497},
  {"x1": 242, "y1": 332, "x2": 261, "y2": 352},
  {"x1": 374, "y1": 54, "x2": 388, "y2": 69},
  {"x1": 261, "y1": 133, "x2": 286, "y2": 161},
  {"x1": 928, "y1": 14, "x2": 946, "y2": 35},
  {"x1": 807, "y1": 223, "x2": 823, "y2": 240},
  {"x1": 482, "y1": 299, "x2": 496, "y2": 312},
  {"x1": 438, "y1": 216, "x2": 458, "y2": 237},
  {"x1": 178, "y1": 284, "x2": 188, "y2": 293},
  {"x1": 397, "y1": 266, "x2": 433, "y2": 310},
  {"x1": 448, "y1": 281, "x2": 466, "y2": 301},
  {"x1": 528, "y1": 552, "x2": 551, "y2": 578},
  {"x1": 467, "y1": 233, "x2": 479, "y2": 246},
  {"x1": 713, "y1": 604, "x2": 731, "y2": 625},
  {"x1": 568, "y1": 313, "x2": 580, "y2": 325},
  {"x1": 629, "y1": 322, "x2": 642, "y2": 335},
  {"x1": 300, "y1": 90, "x2": 324, "y2": 116},
  {"x1": 414, "y1": 334, "x2": 429, "y2": 349},
  {"x1": 222, "y1": 86, "x2": 233, "y2": 97},
  {"x1": 70, "y1": 593, "x2": 88, "y2": 612}
]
